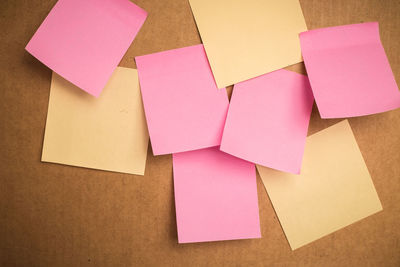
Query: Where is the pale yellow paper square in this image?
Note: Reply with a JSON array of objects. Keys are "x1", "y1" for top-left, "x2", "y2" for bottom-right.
[
  {"x1": 42, "y1": 67, "x2": 149, "y2": 175},
  {"x1": 189, "y1": 0, "x2": 307, "y2": 88},
  {"x1": 257, "y1": 120, "x2": 382, "y2": 250}
]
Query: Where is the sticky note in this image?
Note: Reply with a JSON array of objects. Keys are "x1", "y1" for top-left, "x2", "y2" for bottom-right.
[
  {"x1": 257, "y1": 120, "x2": 382, "y2": 250},
  {"x1": 136, "y1": 44, "x2": 229, "y2": 155},
  {"x1": 188, "y1": 0, "x2": 307, "y2": 88},
  {"x1": 220, "y1": 69, "x2": 314, "y2": 174},
  {"x1": 173, "y1": 147, "x2": 261, "y2": 243},
  {"x1": 300, "y1": 22, "x2": 400, "y2": 118},
  {"x1": 42, "y1": 67, "x2": 149, "y2": 175},
  {"x1": 26, "y1": 0, "x2": 147, "y2": 97}
]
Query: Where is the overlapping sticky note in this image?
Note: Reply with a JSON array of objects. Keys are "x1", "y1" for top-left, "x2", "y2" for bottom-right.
[
  {"x1": 257, "y1": 120, "x2": 382, "y2": 250},
  {"x1": 188, "y1": 0, "x2": 307, "y2": 87},
  {"x1": 220, "y1": 69, "x2": 314, "y2": 174},
  {"x1": 173, "y1": 147, "x2": 261, "y2": 243},
  {"x1": 42, "y1": 67, "x2": 149, "y2": 175},
  {"x1": 135, "y1": 44, "x2": 229, "y2": 155},
  {"x1": 26, "y1": 0, "x2": 147, "y2": 97},
  {"x1": 300, "y1": 22, "x2": 400, "y2": 118}
]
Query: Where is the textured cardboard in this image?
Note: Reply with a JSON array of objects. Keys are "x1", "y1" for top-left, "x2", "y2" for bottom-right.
[{"x1": 0, "y1": 0, "x2": 399, "y2": 266}]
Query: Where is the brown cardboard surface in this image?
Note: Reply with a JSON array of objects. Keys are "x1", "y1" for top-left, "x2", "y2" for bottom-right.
[{"x1": 0, "y1": 0, "x2": 399, "y2": 266}]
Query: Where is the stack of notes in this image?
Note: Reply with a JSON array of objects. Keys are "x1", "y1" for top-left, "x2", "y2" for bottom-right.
[{"x1": 25, "y1": 0, "x2": 399, "y2": 250}]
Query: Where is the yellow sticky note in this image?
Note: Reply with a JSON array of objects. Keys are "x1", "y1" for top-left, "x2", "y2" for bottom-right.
[
  {"x1": 189, "y1": 0, "x2": 307, "y2": 88},
  {"x1": 257, "y1": 120, "x2": 382, "y2": 250},
  {"x1": 42, "y1": 67, "x2": 149, "y2": 175}
]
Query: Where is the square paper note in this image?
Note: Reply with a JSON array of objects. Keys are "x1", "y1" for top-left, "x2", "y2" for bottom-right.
[
  {"x1": 300, "y1": 22, "x2": 400, "y2": 118},
  {"x1": 173, "y1": 147, "x2": 261, "y2": 243},
  {"x1": 26, "y1": 0, "x2": 147, "y2": 97},
  {"x1": 221, "y1": 69, "x2": 314, "y2": 174},
  {"x1": 42, "y1": 67, "x2": 149, "y2": 175},
  {"x1": 136, "y1": 44, "x2": 229, "y2": 155},
  {"x1": 257, "y1": 120, "x2": 382, "y2": 250},
  {"x1": 189, "y1": 0, "x2": 307, "y2": 88}
]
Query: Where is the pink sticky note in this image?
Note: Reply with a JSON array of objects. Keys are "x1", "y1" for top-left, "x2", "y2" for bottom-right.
[
  {"x1": 220, "y1": 69, "x2": 314, "y2": 174},
  {"x1": 173, "y1": 147, "x2": 261, "y2": 243},
  {"x1": 26, "y1": 0, "x2": 147, "y2": 97},
  {"x1": 136, "y1": 45, "x2": 229, "y2": 155},
  {"x1": 300, "y1": 22, "x2": 400, "y2": 118}
]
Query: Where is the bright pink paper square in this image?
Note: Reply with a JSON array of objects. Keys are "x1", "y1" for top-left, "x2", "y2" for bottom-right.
[
  {"x1": 300, "y1": 22, "x2": 400, "y2": 118},
  {"x1": 173, "y1": 147, "x2": 261, "y2": 243},
  {"x1": 136, "y1": 45, "x2": 229, "y2": 155},
  {"x1": 25, "y1": 0, "x2": 147, "y2": 97},
  {"x1": 220, "y1": 69, "x2": 314, "y2": 174}
]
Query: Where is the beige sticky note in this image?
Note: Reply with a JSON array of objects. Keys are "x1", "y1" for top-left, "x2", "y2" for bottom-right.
[
  {"x1": 42, "y1": 67, "x2": 149, "y2": 175},
  {"x1": 188, "y1": 0, "x2": 307, "y2": 88},
  {"x1": 257, "y1": 120, "x2": 382, "y2": 250}
]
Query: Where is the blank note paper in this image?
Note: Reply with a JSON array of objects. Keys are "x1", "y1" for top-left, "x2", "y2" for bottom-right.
[
  {"x1": 136, "y1": 44, "x2": 229, "y2": 155},
  {"x1": 26, "y1": 0, "x2": 147, "y2": 97},
  {"x1": 300, "y1": 22, "x2": 400, "y2": 118},
  {"x1": 220, "y1": 69, "x2": 314, "y2": 174},
  {"x1": 173, "y1": 147, "x2": 261, "y2": 243},
  {"x1": 189, "y1": 0, "x2": 307, "y2": 88},
  {"x1": 257, "y1": 120, "x2": 382, "y2": 250},
  {"x1": 42, "y1": 67, "x2": 149, "y2": 175}
]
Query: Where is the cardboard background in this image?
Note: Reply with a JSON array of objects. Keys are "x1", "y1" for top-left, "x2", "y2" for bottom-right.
[{"x1": 0, "y1": 0, "x2": 399, "y2": 266}]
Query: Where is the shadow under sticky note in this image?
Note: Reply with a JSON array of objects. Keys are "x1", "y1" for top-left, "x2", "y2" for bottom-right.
[
  {"x1": 257, "y1": 120, "x2": 382, "y2": 250},
  {"x1": 173, "y1": 147, "x2": 261, "y2": 243},
  {"x1": 136, "y1": 44, "x2": 229, "y2": 156},
  {"x1": 26, "y1": 0, "x2": 147, "y2": 97},
  {"x1": 42, "y1": 67, "x2": 149, "y2": 175},
  {"x1": 300, "y1": 22, "x2": 400, "y2": 118},
  {"x1": 189, "y1": 0, "x2": 307, "y2": 88},
  {"x1": 220, "y1": 69, "x2": 314, "y2": 174}
]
